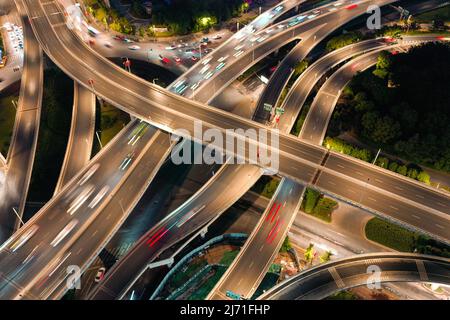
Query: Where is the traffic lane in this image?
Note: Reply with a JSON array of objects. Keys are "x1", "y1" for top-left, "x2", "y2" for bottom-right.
[
  {"x1": 213, "y1": 179, "x2": 304, "y2": 299},
  {"x1": 300, "y1": 53, "x2": 379, "y2": 143},
  {"x1": 0, "y1": 8, "x2": 42, "y2": 241},
  {"x1": 261, "y1": 256, "x2": 450, "y2": 300},
  {"x1": 173, "y1": 0, "x2": 305, "y2": 88},
  {"x1": 88, "y1": 164, "x2": 263, "y2": 299},
  {"x1": 179, "y1": 0, "x2": 385, "y2": 100},
  {"x1": 6, "y1": 126, "x2": 162, "y2": 300},
  {"x1": 27, "y1": 1, "x2": 450, "y2": 232},
  {"x1": 278, "y1": 39, "x2": 387, "y2": 133},
  {"x1": 325, "y1": 154, "x2": 450, "y2": 213},
  {"x1": 0, "y1": 123, "x2": 157, "y2": 298},
  {"x1": 41, "y1": 4, "x2": 333, "y2": 166},
  {"x1": 314, "y1": 170, "x2": 450, "y2": 241},
  {"x1": 48, "y1": 18, "x2": 450, "y2": 226},
  {"x1": 28, "y1": 131, "x2": 174, "y2": 300},
  {"x1": 56, "y1": 82, "x2": 95, "y2": 191},
  {"x1": 253, "y1": 0, "x2": 393, "y2": 122}
]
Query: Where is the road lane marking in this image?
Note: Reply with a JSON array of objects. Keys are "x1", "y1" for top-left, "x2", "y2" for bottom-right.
[
  {"x1": 412, "y1": 215, "x2": 421, "y2": 220},
  {"x1": 389, "y1": 205, "x2": 398, "y2": 211},
  {"x1": 437, "y1": 202, "x2": 447, "y2": 208},
  {"x1": 435, "y1": 224, "x2": 444, "y2": 229}
]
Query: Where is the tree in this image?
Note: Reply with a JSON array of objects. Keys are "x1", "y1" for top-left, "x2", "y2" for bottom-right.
[
  {"x1": 319, "y1": 251, "x2": 333, "y2": 263},
  {"x1": 417, "y1": 171, "x2": 431, "y2": 185},
  {"x1": 396, "y1": 165, "x2": 408, "y2": 176},
  {"x1": 304, "y1": 243, "x2": 315, "y2": 264},
  {"x1": 280, "y1": 236, "x2": 292, "y2": 253},
  {"x1": 376, "y1": 157, "x2": 389, "y2": 169}
]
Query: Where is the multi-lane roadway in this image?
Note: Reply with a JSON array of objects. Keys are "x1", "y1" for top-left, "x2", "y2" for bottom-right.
[
  {"x1": 258, "y1": 253, "x2": 450, "y2": 300},
  {"x1": 0, "y1": 7, "x2": 42, "y2": 243}
]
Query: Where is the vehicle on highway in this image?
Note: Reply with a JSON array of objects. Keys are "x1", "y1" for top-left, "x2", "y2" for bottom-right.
[
  {"x1": 233, "y1": 50, "x2": 244, "y2": 58},
  {"x1": 212, "y1": 34, "x2": 222, "y2": 40},
  {"x1": 128, "y1": 45, "x2": 141, "y2": 50},
  {"x1": 123, "y1": 38, "x2": 134, "y2": 43},
  {"x1": 95, "y1": 267, "x2": 106, "y2": 282},
  {"x1": 199, "y1": 64, "x2": 210, "y2": 75},
  {"x1": 78, "y1": 163, "x2": 100, "y2": 186},
  {"x1": 165, "y1": 45, "x2": 176, "y2": 50},
  {"x1": 202, "y1": 57, "x2": 212, "y2": 65},
  {"x1": 176, "y1": 205, "x2": 206, "y2": 227},
  {"x1": 88, "y1": 185, "x2": 111, "y2": 209},
  {"x1": 128, "y1": 121, "x2": 149, "y2": 145},
  {"x1": 104, "y1": 41, "x2": 112, "y2": 48},
  {"x1": 191, "y1": 56, "x2": 198, "y2": 61},
  {"x1": 191, "y1": 82, "x2": 200, "y2": 91},
  {"x1": 217, "y1": 55, "x2": 229, "y2": 62},
  {"x1": 216, "y1": 62, "x2": 226, "y2": 70},
  {"x1": 204, "y1": 71, "x2": 214, "y2": 80},
  {"x1": 174, "y1": 56, "x2": 182, "y2": 63},
  {"x1": 87, "y1": 26, "x2": 100, "y2": 37},
  {"x1": 113, "y1": 35, "x2": 126, "y2": 41},
  {"x1": 67, "y1": 185, "x2": 95, "y2": 215},
  {"x1": 161, "y1": 57, "x2": 170, "y2": 64},
  {"x1": 50, "y1": 220, "x2": 79, "y2": 247},
  {"x1": 9, "y1": 225, "x2": 39, "y2": 252},
  {"x1": 119, "y1": 152, "x2": 135, "y2": 171}
]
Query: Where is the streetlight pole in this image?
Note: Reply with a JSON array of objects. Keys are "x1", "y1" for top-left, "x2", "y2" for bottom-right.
[
  {"x1": 96, "y1": 131, "x2": 103, "y2": 148},
  {"x1": 372, "y1": 148, "x2": 382, "y2": 165},
  {"x1": 12, "y1": 207, "x2": 24, "y2": 227}
]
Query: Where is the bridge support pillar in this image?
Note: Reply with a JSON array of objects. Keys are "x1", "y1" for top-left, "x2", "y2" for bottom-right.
[
  {"x1": 147, "y1": 257, "x2": 174, "y2": 269},
  {"x1": 200, "y1": 226, "x2": 208, "y2": 238}
]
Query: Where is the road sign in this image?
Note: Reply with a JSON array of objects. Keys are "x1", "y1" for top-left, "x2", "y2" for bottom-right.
[
  {"x1": 275, "y1": 107, "x2": 285, "y2": 115},
  {"x1": 263, "y1": 103, "x2": 272, "y2": 112}
]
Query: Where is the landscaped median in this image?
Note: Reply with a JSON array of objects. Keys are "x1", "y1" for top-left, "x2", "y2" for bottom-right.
[
  {"x1": 365, "y1": 217, "x2": 450, "y2": 257},
  {"x1": 301, "y1": 188, "x2": 338, "y2": 223}
]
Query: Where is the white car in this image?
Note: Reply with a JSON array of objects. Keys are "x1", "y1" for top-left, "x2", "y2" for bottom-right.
[
  {"x1": 128, "y1": 45, "x2": 141, "y2": 50},
  {"x1": 9, "y1": 225, "x2": 39, "y2": 252},
  {"x1": 51, "y1": 220, "x2": 79, "y2": 247}
]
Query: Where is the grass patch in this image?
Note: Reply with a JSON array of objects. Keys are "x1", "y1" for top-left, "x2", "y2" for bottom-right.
[
  {"x1": 416, "y1": 5, "x2": 450, "y2": 23},
  {"x1": 301, "y1": 188, "x2": 338, "y2": 223},
  {"x1": 219, "y1": 250, "x2": 239, "y2": 266},
  {"x1": 187, "y1": 266, "x2": 227, "y2": 300},
  {"x1": 290, "y1": 104, "x2": 310, "y2": 136},
  {"x1": 327, "y1": 290, "x2": 359, "y2": 300},
  {"x1": 251, "y1": 271, "x2": 280, "y2": 299},
  {"x1": 98, "y1": 102, "x2": 130, "y2": 147},
  {"x1": 170, "y1": 259, "x2": 208, "y2": 289},
  {"x1": 251, "y1": 175, "x2": 280, "y2": 198},
  {"x1": 311, "y1": 197, "x2": 338, "y2": 223},
  {"x1": 0, "y1": 94, "x2": 18, "y2": 155},
  {"x1": 365, "y1": 217, "x2": 417, "y2": 251},
  {"x1": 365, "y1": 217, "x2": 450, "y2": 258}
]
